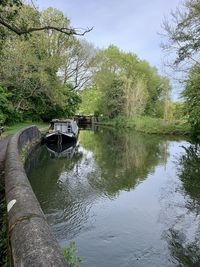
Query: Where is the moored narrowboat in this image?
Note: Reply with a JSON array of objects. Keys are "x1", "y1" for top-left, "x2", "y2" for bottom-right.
[{"x1": 45, "y1": 119, "x2": 79, "y2": 143}]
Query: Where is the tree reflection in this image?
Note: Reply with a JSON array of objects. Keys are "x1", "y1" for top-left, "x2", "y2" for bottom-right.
[
  {"x1": 163, "y1": 228, "x2": 200, "y2": 267},
  {"x1": 79, "y1": 128, "x2": 167, "y2": 196},
  {"x1": 178, "y1": 144, "x2": 200, "y2": 214},
  {"x1": 163, "y1": 143, "x2": 200, "y2": 267},
  {"x1": 27, "y1": 128, "x2": 169, "y2": 240}
]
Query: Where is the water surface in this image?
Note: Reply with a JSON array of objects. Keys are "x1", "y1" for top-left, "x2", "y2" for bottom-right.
[{"x1": 27, "y1": 128, "x2": 200, "y2": 267}]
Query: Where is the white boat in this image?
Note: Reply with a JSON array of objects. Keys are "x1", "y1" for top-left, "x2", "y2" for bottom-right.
[{"x1": 45, "y1": 119, "x2": 79, "y2": 143}]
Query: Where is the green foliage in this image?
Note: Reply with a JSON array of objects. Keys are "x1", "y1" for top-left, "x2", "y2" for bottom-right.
[
  {"x1": 134, "y1": 60, "x2": 164, "y2": 115},
  {"x1": 183, "y1": 65, "x2": 200, "y2": 138},
  {"x1": 79, "y1": 87, "x2": 102, "y2": 115},
  {"x1": 1, "y1": 121, "x2": 48, "y2": 138},
  {"x1": 163, "y1": 0, "x2": 200, "y2": 66},
  {"x1": 0, "y1": 2, "x2": 172, "y2": 126},
  {"x1": 63, "y1": 242, "x2": 82, "y2": 267},
  {"x1": 0, "y1": 0, "x2": 22, "y2": 46},
  {"x1": 103, "y1": 115, "x2": 190, "y2": 135},
  {"x1": 172, "y1": 102, "x2": 186, "y2": 120},
  {"x1": 0, "y1": 85, "x2": 17, "y2": 124},
  {"x1": 63, "y1": 84, "x2": 81, "y2": 117},
  {"x1": 91, "y1": 45, "x2": 170, "y2": 120},
  {"x1": 162, "y1": 0, "x2": 200, "y2": 138},
  {"x1": 104, "y1": 79, "x2": 125, "y2": 118},
  {"x1": 0, "y1": 86, "x2": 9, "y2": 124},
  {"x1": 0, "y1": 4, "x2": 85, "y2": 123}
]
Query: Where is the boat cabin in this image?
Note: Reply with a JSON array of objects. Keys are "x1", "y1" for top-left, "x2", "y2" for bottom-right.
[{"x1": 46, "y1": 119, "x2": 79, "y2": 143}]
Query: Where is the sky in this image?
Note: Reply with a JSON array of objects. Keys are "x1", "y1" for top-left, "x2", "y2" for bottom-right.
[{"x1": 36, "y1": 0, "x2": 182, "y2": 99}]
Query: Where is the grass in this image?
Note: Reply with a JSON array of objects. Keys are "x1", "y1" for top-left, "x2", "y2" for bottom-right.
[
  {"x1": 99, "y1": 116, "x2": 191, "y2": 135},
  {"x1": 1, "y1": 121, "x2": 48, "y2": 138}
]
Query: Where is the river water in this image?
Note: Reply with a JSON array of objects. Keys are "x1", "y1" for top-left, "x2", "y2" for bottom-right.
[{"x1": 27, "y1": 127, "x2": 200, "y2": 267}]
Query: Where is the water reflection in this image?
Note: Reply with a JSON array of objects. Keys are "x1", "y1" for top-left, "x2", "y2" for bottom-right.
[
  {"x1": 161, "y1": 143, "x2": 200, "y2": 267},
  {"x1": 26, "y1": 127, "x2": 200, "y2": 267},
  {"x1": 179, "y1": 144, "x2": 200, "y2": 214},
  {"x1": 78, "y1": 128, "x2": 167, "y2": 196},
  {"x1": 164, "y1": 228, "x2": 200, "y2": 267},
  {"x1": 46, "y1": 141, "x2": 78, "y2": 159},
  {"x1": 27, "y1": 128, "x2": 167, "y2": 240}
]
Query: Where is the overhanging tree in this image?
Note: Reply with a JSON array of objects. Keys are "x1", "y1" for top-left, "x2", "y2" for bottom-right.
[
  {"x1": 162, "y1": 0, "x2": 200, "y2": 137},
  {"x1": 0, "y1": 0, "x2": 92, "y2": 36}
]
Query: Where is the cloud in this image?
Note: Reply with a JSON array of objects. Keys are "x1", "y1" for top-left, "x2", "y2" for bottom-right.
[
  {"x1": 36, "y1": 0, "x2": 181, "y2": 67},
  {"x1": 36, "y1": 0, "x2": 182, "y2": 99}
]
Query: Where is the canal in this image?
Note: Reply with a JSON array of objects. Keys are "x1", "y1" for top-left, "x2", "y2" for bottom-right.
[{"x1": 26, "y1": 127, "x2": 200, "y2": 267}]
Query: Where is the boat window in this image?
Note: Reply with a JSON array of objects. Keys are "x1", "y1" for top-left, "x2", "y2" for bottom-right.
[
  {"x1": 54, "y1": 123, "x2": 72, "y2": 132},
  {"x1": 55, "y1": 123, "x2": 61, "y2": 131},
  {"x1": 62, "y1": 124, "x2": 68, "y2": 132}
]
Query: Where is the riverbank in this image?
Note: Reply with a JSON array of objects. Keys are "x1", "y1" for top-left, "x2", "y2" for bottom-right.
[
  {"x1": 1, "y1": 121, "x2": 48, "y2": 138},
  {"x1": 97, "y1": 116, "x2": 191, "y2": 136}
]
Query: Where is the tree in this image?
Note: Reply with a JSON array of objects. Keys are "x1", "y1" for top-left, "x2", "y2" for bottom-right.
[
  {"x1": 123, "y1": 76, "x2": 148, "y2": 117},
  {"x1": 61, "y1": 40, "x2": 97, "y2": 91},
  {"x1": 183, "y1": 65, "x2": 200, "y2": 137},
  {"x1": 172, "y1": 102, "x2": 186, "y2": 120},
  {"x1": 0, "y1": 85, "x2": 14, "y2": 124},
  {"x1": 79, "y1": 87, "x2": 102, "y2": 115},
  {"x1": 0, "y1": 0, "x2": 92, "y2": 36},
  {"x1": 0, "y1": 4, "x2": 82, "y2": 122},
  {"x1": 92, "y1": 45, "x2": 166, "y2": 119},
  {"x1": 162, "y1": 0, "x2": 200, "y2": 137},
  {"x1": 162, "y1": 0, "x2": 200, "y2": 69},
  {"x1": 105, "y1": 79, "x2": 125, "y2": 118}
]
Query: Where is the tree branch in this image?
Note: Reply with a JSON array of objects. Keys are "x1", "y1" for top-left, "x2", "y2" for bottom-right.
[{"x1": 0, "y1": 18, "x2": 93, "y2": 36}]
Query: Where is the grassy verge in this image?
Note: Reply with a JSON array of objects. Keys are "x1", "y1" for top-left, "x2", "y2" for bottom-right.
[
  {"x1": 2, "y1": 121, "x2": 48, "y2": 138},
  {"x1": 99, "y1": 116, "x2": 191, "y2": 135}
]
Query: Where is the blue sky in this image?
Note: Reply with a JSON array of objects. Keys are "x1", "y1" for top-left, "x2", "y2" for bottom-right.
[{"x1": 36, "y1": 0, "x2": 182, "y2": 99}]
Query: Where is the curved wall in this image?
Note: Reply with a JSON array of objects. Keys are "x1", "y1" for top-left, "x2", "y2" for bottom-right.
[{"x1": 5, "y1": 126, "x2": 69, "y2": 267}]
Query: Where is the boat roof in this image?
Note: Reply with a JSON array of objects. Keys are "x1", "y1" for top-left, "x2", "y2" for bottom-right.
[{"x1": 50, "y1": 119, "x2": 74, "y2": 123}]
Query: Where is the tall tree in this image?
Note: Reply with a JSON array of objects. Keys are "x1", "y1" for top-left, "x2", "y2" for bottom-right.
[
  {"x1": 183, "y1": 65, "x2": 200, "y2": 136},
  {"x1": 61, "y1": 40, "x2": 97, "y2": 91},
  {"x1": 92, "y1": 45, "x2": 166, "y2": 118},
  {"x1": 162, "y1": 0, "x2": 200, "y2": 137},
  {"x1": 162, "y1": 0, "x2": 200, "y2": 69},
  {"x1": 0, "y1": 4, "x2": 82, "y2": 121}
]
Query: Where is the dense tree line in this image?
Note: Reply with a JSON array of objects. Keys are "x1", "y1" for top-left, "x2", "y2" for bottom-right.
[
  {"x1": 0, "y1": 1, "x2": 171, "y2": 125},
  {"x1": 2, "y1": 0, "x2": 198, "y2": 136},
  {"x1": 162, "y1": 0, "x2": 200, "y2": 137},
  {"x1": 79, "y1": 45, "x2": 171, "y2": 120},
  {"x1": 0, "y1": 3, "x2": 96, "y2": 123}
]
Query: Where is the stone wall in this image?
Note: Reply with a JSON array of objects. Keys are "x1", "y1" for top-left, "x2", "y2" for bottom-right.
[{"x1": 5, "y1": 126, "x2": 69, "y2": 267}]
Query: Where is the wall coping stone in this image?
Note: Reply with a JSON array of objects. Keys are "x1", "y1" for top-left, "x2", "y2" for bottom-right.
[{"x1": 5, "y1": 126, "x2": 69, "y2": 267}]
